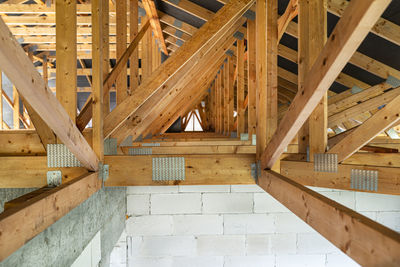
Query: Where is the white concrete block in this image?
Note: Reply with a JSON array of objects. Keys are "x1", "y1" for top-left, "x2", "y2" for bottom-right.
[
  {"x1": 127, "y1": 257, "x2": 173, "y2": 267},
  {"x1": 110, "y1": 243, "x2": 127, "y2": 265},
  {"x1": 151, "y1": 193, "x2": 202, "y2": 214},
  {"x1": 110, "y1": 261, "x2": 126, "y2": 267},
  {"x1": 126, "y1": 215, "x2": 173, "y2": 236},
  {"x1": 173, "y1": 215, "x2": 223, "y2": 235},
  {"x1": 297, "y1": 233, "x2": 338, "y2": 254},
  {"x1": 172, "y1": 256, "x2": 224, "y2": 267},
  {"x1": 224, "y1": 255, "x2": 275, "y2": 267},
  {"x1": 231, "y1": 185, "x2": 265, "y2": 193},
  {"x1": 270, "y1": 233, "x2": 297, "y2": 254},
  {"x1": 274, "y1": 213, "x2": 314, "y2": 233},
  {"x1": 71, "y1": 242, "x2": 91, "y2": 267},
  {"x1": 197, "y1": 235, "x2": 246, "y2": 256},
  {"x1": 254, "y1": 192, "x2": 290, "y2": 213},
  {"x1": 179, "y1": 185, "x2": 230, "y2": 193},
  {"x1": 245, "y1": 235, "x2": 271, "y2": 255},
  {"x1": 326, "y1": 252, "x2": 360, "y2": 267},
  {"x1": 307, "y1": 186, "x2": 336, "y2": 192},
  {"x1": 224, "y1": 214, "x2": 274, "y2": 234},
  {"x1": 127, "y1": 194, "x2": 150, "y2": 216},
  {"x1": 320, "y1": 191, "x2": 356, "y2": 210},
  {"x1": 246, "y1": 234, "x2": 296, "y2": 255},
  {"x1": 355, "y1": 192, "x2": 400, "y2": 212},
  {"x1": 202, "y1": 193, "x2": 253, "y2": 214},
  {"x1": 91, "y1": 231, "x2": 101, "y2": 267},
  {"x1": 276, "y1": 254, "x2": 326, "y2": 267},
  {"x1": 377, "y1": 211, "x2": 400, "y2": 232},
  {"x1": 127, "y1": 186, "x2": 179, "y2": 194},
  {"x1": 127, "y1": 236, "x2": 144, "y2": 259},
  {"x1": 138, "y1": 236, "x2": 196, "y2": 257}
]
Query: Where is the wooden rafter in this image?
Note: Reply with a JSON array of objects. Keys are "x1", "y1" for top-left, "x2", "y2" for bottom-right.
[
  {"x1": 277, "y1": 0, "x2": 298, "y2": 41},
  {"x1": 258, "y1": 170, "x2": 400, "y2": 266},
  {"x1": 142, "y1": 0, "x2": 168, "y2": 55},
  {"x1": 0, "y1": 17, "x2": 98, "y2": 171},
  {"x1": 103, "y1": 0, "x2": 254, "y2": 140},
  {"x1": 261, "y1": 0, "x2": 391, "y2": 169},
  {"x1": 329, "y1": 94, "x2": 400, "y2": 162},
  {"x1": 0, "y1": 172, "x2": 101, "y2": 261}
]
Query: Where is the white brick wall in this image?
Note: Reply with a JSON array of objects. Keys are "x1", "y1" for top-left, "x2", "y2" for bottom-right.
[{"x1": 110, "y1": 185, "x2": 400, "y2": 267}]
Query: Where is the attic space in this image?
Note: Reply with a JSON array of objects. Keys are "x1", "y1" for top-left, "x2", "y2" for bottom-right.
[{"x1": 0, "y1": 0, "x2": 399, "y2": 266}]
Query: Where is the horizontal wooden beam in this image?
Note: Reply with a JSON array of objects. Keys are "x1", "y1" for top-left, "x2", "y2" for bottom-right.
[
  {"x1": 0, "y1": 154, "x2": 255, "y2": 187},
  {"x1": 280, "y1": 160, "x2": 400, "y2": 195},
  {"x1": 105, "y1": 154, "x2": 255, "y2": 186},
  {"x1": 258, "y1": 170, "x2": 400, "y2": 266},
  {"x1": 0, "y1": 172, "x2": 101, "y2": 261},
  {"x1": 0, "y1": 17, "x2": 99, "y2": 171}
]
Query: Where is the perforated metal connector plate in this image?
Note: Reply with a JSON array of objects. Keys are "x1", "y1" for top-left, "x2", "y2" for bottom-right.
[
  {"x1": 240, "y1": 133, "x2": 249, "y2": 141},
  {"x1": 142, "y1": 143, "x2": 160, "y2": 147},
  {"x1": 152, "y1": 157, "x2": 185, "y2": 181},
  {"x1": 104, "y1": 138, "x2": 117, "y2": 155},
  {"x1": 47, "y1": 144, "x2": 81, "y2": 167},
  {"x1": 314, "y1": 153, "x2": 338, "y2": 173},
  {"x1": 351, "y1": 169, "x2": 378, "y2": 192},
  {"x1": 129, "y1": 147, "x2": 152, "y2": 155}
]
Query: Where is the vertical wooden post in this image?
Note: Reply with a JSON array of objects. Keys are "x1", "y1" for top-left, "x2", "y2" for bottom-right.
[
  {"x1": 237, "y1": 38, "x2": 245, "y2": 136},
  {"x1": 224, "y1": 60, "x2": 229, "y2": 135},
  {"x1": 56, "y1": 0, "x2": 77, "y2": 121},
  {"x1": 116, "y1": 0, "x2": 127, "y2": 105},
  {"x1": 130, "y1": 0, "x2": 139, "y2": 94},
  {"x1": 103, "y1": 0, "x2": 110, "y2": 115},
  {"x1": 299, "y1": 0, "x2": 328, "y2": 160},
  {"x1": 0, "y1": 71, "x2": 2, "y2": 129},
  {"x1": 142, "y1": 28, "x2": 152, "y2": 79},
  {"x1": 210, "y1": 82, "x2": 215, "y2": 131},
  {"x1": 13, "y1": 86, "x2": 19, "y2": 129},
  {"x1": 256, "y1": 0, "x2": 278, "y2": 160},
  {"x1": 42, "y1": 56, "x2": 48, "y2": 86},
  {"x1": 219, "y1": 66, "x2": 225, "y2": 135},
  {"x1": 247, "y1": 18, "x2": 257, "y2": 137},
  {"x1": 228, "y1": 56, "x2": 235, "y2": 134},
  {"x1": 216, "y1": 74, "x2": 220, "y2": 133},
  {"x1": 92, "y1": 0, "x2": 104, "y2": 159}
]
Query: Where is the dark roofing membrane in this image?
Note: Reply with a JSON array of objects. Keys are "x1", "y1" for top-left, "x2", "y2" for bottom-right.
[{"x1": 39, "y1": 0, "x2": 398, "y2": 115}]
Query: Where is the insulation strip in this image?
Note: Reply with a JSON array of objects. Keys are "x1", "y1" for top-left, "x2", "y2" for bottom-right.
[
  {"x1": 173, "y1": 19, "x2": 183, "y2": 28},
  {"x1": 152, "y1": 157, "x2": 185, "y2": 181},
  {"x1": 233, "y1": 31, "x2": 244, "y2": 40},
  {"x1": 243, "y1": 10, "x2": 256, "y2": 20},
  {"x1": 386, "y1": 75, "x2": 400, "y2": 88},
  {"x1": 351, "y1": 86, "x2": 363, "y2": 94}
]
